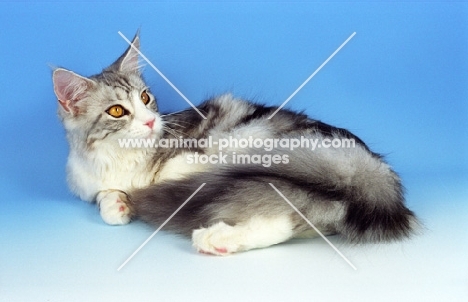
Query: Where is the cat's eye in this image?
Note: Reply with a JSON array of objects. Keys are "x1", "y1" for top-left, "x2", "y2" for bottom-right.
[
  {"x1": 106, "y1": 105, "x2": 126, "y2": 118},
  {"x1": 141, "y1": 90, "x2": 150, "y2": 105}
]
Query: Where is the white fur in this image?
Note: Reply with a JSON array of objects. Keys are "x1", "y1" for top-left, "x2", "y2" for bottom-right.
[
  {"x1": 97, "y1": 190, "x2": 131, "y2": 225},
  {"x1": 67, "y1": 146, "x2": 158, "y2": 202},
  {"x1": 192, "y1": 216, "x2": 294, "y2": 255},
  {"x1": 127, "y1": 89, "x2": 159, "y2": 137}
]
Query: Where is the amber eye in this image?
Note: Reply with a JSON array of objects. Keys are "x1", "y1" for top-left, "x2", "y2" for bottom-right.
[
  {"x1": 106, "y1": 105, "x2": 126, "y2": 118},
  {"x1": 141, "y1": 90, "x2": 150, "y2": 105}
]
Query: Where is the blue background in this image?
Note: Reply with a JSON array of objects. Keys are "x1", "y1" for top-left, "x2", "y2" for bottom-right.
[{"x1": 1, "y1": 1, "x2": 467, "y2": 301}]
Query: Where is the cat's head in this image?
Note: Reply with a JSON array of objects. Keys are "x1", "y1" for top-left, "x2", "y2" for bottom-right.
[{"x1": 52, "y1": 34, "x2": 162, "y2": 149}]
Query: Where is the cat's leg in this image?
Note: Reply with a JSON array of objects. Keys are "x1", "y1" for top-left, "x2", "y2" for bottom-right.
[
  {"x1": 192, "y1": 215, "x2": 295, "y2": 255},
  {"x1": 96, "y1": 190, "x2": 132, "y2": 225}
]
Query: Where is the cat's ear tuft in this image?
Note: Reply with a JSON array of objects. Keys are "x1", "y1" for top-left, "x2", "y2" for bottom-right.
[
  {"x1": 120, "y1": 34, "x2": 140, "y2": 72},
  {"x1": 111, "y1": 33, "x2": 141, "y2": 73},
  {"x1": 53, "y1": 68, "x2": 93, "y2": 114}
]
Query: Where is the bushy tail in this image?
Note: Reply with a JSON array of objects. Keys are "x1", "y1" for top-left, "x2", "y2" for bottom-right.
[
  {"x1": 229, "y1": 142, "x2": 419, "y2": 243},
  {"x1": 130, "y1": 136, "x2": 419, "y2": 243}
]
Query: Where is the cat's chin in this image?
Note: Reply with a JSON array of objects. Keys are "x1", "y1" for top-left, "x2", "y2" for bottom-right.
[
  {"x1": 145, "y1": 130, "x2": 161, "y2": 140},
  {"x1": 127, "y1": 128, "x2": 162, "y2": 141}
]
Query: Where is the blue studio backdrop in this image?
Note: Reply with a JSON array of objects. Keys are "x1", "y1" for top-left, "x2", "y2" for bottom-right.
[{"x1": 1, "y1": 2, "x2": 467, "y2": 301}]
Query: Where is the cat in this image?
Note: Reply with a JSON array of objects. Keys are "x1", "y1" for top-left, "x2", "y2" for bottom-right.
[{"x1": 52, "y1": 33, "x2": 418, "y2": 255}]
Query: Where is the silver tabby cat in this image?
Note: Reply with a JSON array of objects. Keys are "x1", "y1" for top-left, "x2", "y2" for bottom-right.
[{"x1": 52, "y1": 34, "x2": 418, "y2": 255}]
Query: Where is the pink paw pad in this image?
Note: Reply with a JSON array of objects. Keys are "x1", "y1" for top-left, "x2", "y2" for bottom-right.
[
  {"x1": 119, "y1": 205, "x2": 126, "y2": 212},
  {"x1": 215, "y1": 247, "x2": 228, "y2": 254}
]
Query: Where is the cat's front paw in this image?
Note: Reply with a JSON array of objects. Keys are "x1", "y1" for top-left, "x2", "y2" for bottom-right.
[
  {"x1": 192, "y1": 222, "x2": 242, "y2": 256},
  {"x1": 97, "y1": 190, "x2": 132, "y2": 225}
]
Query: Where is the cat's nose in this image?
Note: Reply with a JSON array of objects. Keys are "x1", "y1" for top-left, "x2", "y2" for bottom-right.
[{"x1": 145, "y1": 118, "x2": 155, "y2": 129}]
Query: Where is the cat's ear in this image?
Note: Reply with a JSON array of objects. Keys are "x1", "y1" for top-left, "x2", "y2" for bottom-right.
[
  {"x1": 110, "y1": 33, "x2": 141, "y2": 73},
  {"x1": 53, "y1": 68, "x2": 94, "y2": 115}
]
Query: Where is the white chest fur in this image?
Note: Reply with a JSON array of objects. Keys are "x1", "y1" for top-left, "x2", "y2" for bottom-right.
[
  {"x1": 67, "y1": 144, "x2": 212, "y2": 202},
  {"x1": 67, "y1": 146, "x2": 156, "y2": 202}
]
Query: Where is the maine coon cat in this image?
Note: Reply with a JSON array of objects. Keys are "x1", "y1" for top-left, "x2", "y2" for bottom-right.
[{"x1": 52, "y1": 33, "x2": 418, "y2": 255}]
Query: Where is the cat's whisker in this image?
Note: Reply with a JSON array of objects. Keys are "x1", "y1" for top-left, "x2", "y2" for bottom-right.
[
  {"x1": 162, "y1": 127, "x2": 179, "y2": 139},
  {"x1": 162, "y1": 127, "x2": 191, "y2": 143},
  {"x1": 161, "y1": 123, "x2": 191, "y2": 138},
  {"x1": 161, "y1": 127, "x2": 196, "y2": 152},
  {"x1": 163, "y1": 121, "x2": 187, "y2": 129},
  {"x1": 161, "y1": 117, "x2": 197, "y2": 127},
  {"x1": 171, "y1": 129, "x2": 189, "y2": 137},
  {"x1": 160, "y1": 109, "x2": 187, "y2": 117}
]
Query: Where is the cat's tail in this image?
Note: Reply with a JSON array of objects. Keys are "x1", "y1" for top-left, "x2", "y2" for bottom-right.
[
  {"x1": 229, "y1": 137, "x2": 420, "y2": 243},
  {"x1": 130, "y1": 134, "x2": 419, "y2": 243}
]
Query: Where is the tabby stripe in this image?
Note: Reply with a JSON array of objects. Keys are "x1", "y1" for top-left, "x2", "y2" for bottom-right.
[
  {"x1": 87, "y1": 114, "x2": 103, "y2": 139},
  {"x1": 238, "y1": 105, "x2": 276, "y2": 125}
]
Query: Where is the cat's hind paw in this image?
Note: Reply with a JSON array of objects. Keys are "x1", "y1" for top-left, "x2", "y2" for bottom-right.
[
  {"x1": 192, "y1": 221, "x2": 242, "y2": 256},
  {"x1": 97, "y1": 190, "x2": 132, "y2": 225}
]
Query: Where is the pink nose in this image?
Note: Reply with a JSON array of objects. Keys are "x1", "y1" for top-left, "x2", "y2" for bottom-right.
[{"x1": 145, "y1": 118, "x2": 155, "y2": 129}]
